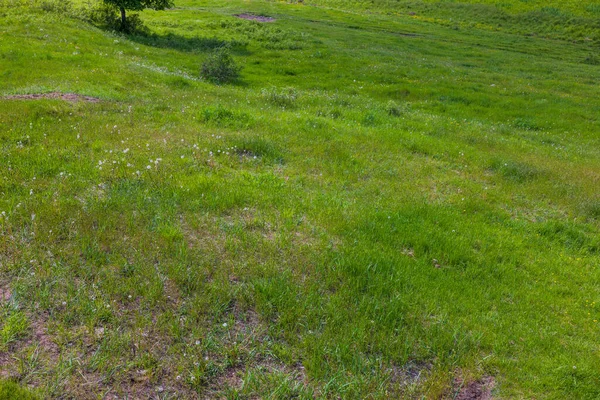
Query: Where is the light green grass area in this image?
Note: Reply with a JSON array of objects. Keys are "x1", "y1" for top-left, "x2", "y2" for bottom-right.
[
  {"x1": 0, "y1": 380, "x2": 38, "y2": 400},
  {"x1": 313, "y1": 0, "x2": 600, "y2": 16},
  {"x1": 307, "y1": 0, "x2": 600, "y2": 42},
  {"x1": 0, "y1": 0, "x2": 599, "y2": 398},
  {"x1": 423, "y1": 0, "x2": 600, "y2": 14}
]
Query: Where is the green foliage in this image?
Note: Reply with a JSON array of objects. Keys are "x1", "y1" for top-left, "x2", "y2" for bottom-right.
[
  {"x1": 200, "y1": 46, "x2": 241, "y2": 84},
  {"x1": 0, "y1": 307, "x2": 29, "y2": 348},
  {"x1": 34, "y1": 0, "x2": 153, "y2": 32},
  {"x1": 85, "y1": 3, "x2": 147, "y2": 33},
  {"x1": 102, "y1": 0, "x2": 173, "y2": 32},
  {"x1": 85, "y1": 3, "x2": 121, "y2": 27},
  {"x1": 0, "y1": 381, "x2": 38, "y2": 400},
  {"x1": 102, "y1": 0, "x2": 173, "y2": 13},
  {"x1": 38, "y1": 0, "x2": 76, "y2": 15}
]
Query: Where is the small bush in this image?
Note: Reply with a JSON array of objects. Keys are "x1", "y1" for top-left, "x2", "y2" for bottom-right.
[
  {"x1": 39, "y1": 0, "x2": 74, "y2": 15},
  {"x1": 261, "y1": 87, "x2": 298, "y2": 108},
  {"x1": 82, "y1": 3, "x2": 119, "y2": 27},
  {"x1": 90, "y1": 8, "x2": 147, "y2": 34},
  {"x1": 201, "y1": 47, "x2": 241, "y2": 84},
  {"x1": 39, "y1": 1, "x2": 148, "y2": 34}
]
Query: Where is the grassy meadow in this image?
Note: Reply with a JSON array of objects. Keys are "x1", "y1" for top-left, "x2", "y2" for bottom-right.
[{"x1": 1, "y1": 0, "x2": 600, "y2": 398}]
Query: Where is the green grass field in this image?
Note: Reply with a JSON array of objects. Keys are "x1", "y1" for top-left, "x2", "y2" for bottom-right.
[{"x1": 1, "y1": 0, "x2": 599, "y2": 398}]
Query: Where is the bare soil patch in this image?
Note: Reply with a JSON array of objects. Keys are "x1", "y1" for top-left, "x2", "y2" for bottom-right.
[
  {"x1": 454, "y1": 376, "x2": 495, "y2": 400},
  {"x1": 30, "y1": 315, "x2": 60, "y2": 359},
  {"x1": 3, "y1": 92, "x2": 100, "y2": 103},
  {"x1": 235, "y1": 13, "x2": 276, "y2": 22},
  {"x1": 388, "y1": 361, "x2": 431, "y2": 386},
  {"x1": 0, "y1": 312, "x2": 59, "y2": 382},
  {"x1": 0, "y1": 286, "x2": 10, "y2": 302}
]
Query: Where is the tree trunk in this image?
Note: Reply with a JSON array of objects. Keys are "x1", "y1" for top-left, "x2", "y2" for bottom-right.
[{"x1": 120, "y1": 7, "x2": 126, "y2": 26}]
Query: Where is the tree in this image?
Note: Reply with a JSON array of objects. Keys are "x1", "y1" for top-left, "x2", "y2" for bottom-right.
[{"x1": 103, "y1": 0, "x2": 173, "y2": 30}]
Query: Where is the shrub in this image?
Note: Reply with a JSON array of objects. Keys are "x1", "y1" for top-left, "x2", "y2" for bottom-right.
[
  {"x1": 200, "y1": 47, "x2": 241, "y2": 84},
  {"x1": 102, "y1": 0, "x2": 172, "y2": 33},
  {"x1": 39, "y1": 0, "x2": 148, "y2": 34},
  {"x1": 39, "y1": 0, "x2": 75, "y2": 15},
  {"x1": 89, "y1": 6, "x2": 147, "y2": 34},
  {"x1": 261, "y1": 87, "x2": 298, "y2": 108},
  {"x1": 85, "y1": 3, "x2": 120, "y2": 28}
]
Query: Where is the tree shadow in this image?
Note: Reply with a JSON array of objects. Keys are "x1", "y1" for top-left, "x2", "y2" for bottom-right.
[{"x1": 127, "y1": 31, "x2": 246, "y2": 54}]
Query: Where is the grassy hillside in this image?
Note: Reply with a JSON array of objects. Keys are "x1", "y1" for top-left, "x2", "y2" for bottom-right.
[
  {"x1": 1, "y1": 0, "x2": 600, "y2": 398},
  {"x1": 306, "y1": 0, "x2": 600, "y2": 43},
  {"x1": 311, "y1": 0, "x2": 600, "y2": 16},
  {"x1": 420, "y1": 0, "x2": 600, "y2": 15}
]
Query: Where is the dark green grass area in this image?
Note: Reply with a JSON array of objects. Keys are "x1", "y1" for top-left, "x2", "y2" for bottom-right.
[{"x1": 0, "y1": 0, "x2": 600, "y2": 398}]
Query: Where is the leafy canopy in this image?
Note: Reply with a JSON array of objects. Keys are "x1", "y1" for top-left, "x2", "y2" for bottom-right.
[{"x1": 104, "y1": 0, "x2": 173, "y2": 13}]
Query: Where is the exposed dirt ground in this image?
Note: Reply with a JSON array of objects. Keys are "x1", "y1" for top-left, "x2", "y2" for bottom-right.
[
  {"x1": 454, "y1": 376, "x2": 496, "y2": 400},
  {"x1": 234, "y1": 13, "x2": 276, "y2": 22},
  {"x1": 2, "y1": 92, "x2": 100, "y2": 102}
]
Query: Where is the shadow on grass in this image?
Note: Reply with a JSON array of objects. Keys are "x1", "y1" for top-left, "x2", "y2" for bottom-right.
[
  {"x1": 127, "y1": 31, "x2": 232, "y2": 52},
  {"x1": 127, "y1": 30, "x2": 251, "y2": 87},
  {"x1": 93, "y1": 17, "x2": 250, "y2": 85},
  {"x1": 88, "y1": 8, "x2": 251, "y2": 54},
  {"x1": 127, "y1": 29, "x2": 251, "y2": 86}
]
